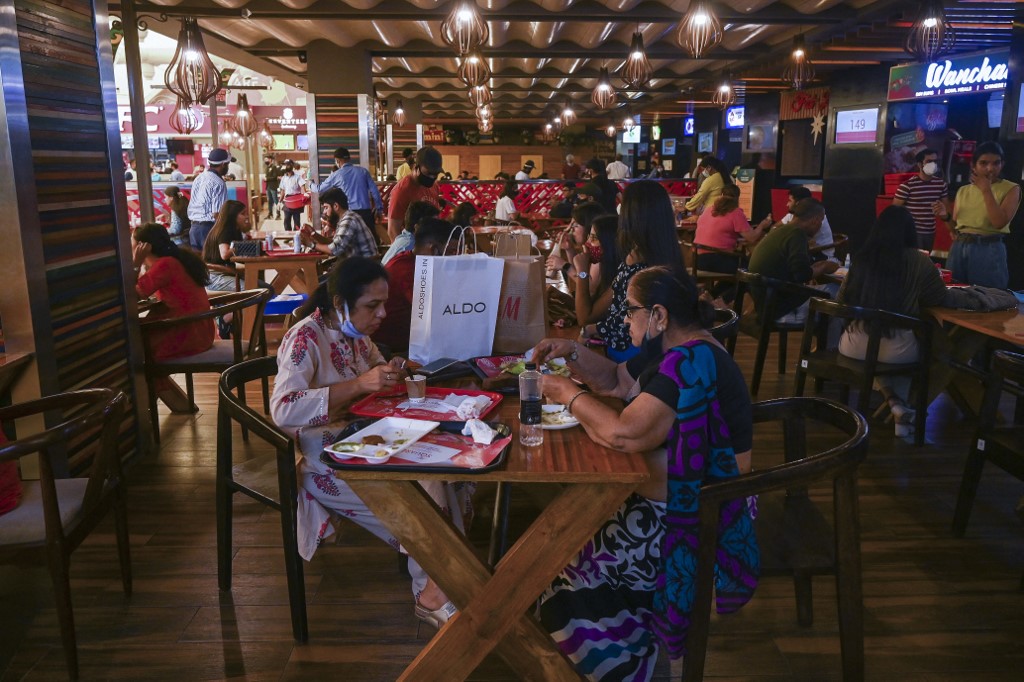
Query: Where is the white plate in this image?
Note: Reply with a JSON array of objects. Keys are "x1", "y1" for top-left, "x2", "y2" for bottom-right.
[
  {"x1": 541, "y1": 404, "x2": 579, "y2": 430},
  {"x1": 324, "y1": 417, "x2": 440, "y2": 463}
]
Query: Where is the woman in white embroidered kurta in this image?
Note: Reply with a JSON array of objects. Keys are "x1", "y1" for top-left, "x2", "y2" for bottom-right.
[{"x1": 271, "y1": 257, "x2": 468, "y2": 626}]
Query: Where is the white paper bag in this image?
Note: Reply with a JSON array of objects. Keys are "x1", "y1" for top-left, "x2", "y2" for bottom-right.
[{"x1": 408, "y1": 253, "x2": 504, "y2": 364}]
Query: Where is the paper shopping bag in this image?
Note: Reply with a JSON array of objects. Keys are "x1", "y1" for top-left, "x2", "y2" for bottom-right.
[
  {"x1": 493, "y1": 255, "x2": 548, "y2": 354},
  {"x1": 492, "y1": 230, "x2": 533, "y2": 257},
  {"x1": 408, "y1": 253, "x2": 504, "y2": 364}
]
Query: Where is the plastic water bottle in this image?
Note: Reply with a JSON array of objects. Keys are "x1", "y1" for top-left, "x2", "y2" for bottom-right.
[
  {"x1": 293, "y1": 232, "x2": 302, "y2": 253},
  {"x1": 265, "y1": 230, "x2": 274, "y2": 253},
  {"x1": 844, "y1": 252, "x2": 851, "y2": 268},
  {"x1": 518, "y1": 362, "x2": 544, "y2": 447}
]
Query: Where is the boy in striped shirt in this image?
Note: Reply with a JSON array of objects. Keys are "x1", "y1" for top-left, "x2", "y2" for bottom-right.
[{"x1": 893, "y1": 148, "x2": 952, "y2": 252}]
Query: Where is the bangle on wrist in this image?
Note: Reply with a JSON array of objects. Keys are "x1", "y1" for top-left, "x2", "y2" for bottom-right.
[{"x1": 566, "y1": 389, "x2": 589, "y2": 414}]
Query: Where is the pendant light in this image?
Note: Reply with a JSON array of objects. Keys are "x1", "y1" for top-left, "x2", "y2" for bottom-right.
[
  {"x1": 591, "y1": 67, "x2": 616, "y2": 109},
  {"x1": 622, "y1": 111, "x2": 635, "y2": 132},
  {"x1": 469, "y1": 83, "x2": 492, "y2": 107},
  {"x1": 678, "y1": 0, "x2": 723, "y2": 59},
  {"x1": 620, "y1": 29, "x2": 653, "y2": 89},
  {"x1": 905, "y1": 0, "x2": 955, "y2": 62},
  {"x1": 440, "y1": 0, "x2": 489, "y2": 55},
  {"x1": 561, "y1": 100, "x2": 576, "y2": 127},
  {"x1": 393, "y1": 100, "x2": 407, "y2": 128},
  {"x1": 218, "y1": 118, "x2": 235, "y2": 147},
  {"x1": 605, "y1": 123, "x2": 617, "y2": 138},
  {"x1": 458, "y1": 50, "x2": 491, "y2": 87},
  {"x1": 476, "y1": 104, "x2": 492, "y2": 122},
  {"x1": 232, "y1": 93, "x2": 259, "y2": 138},
  {"x1": 260, "y1": 120, "x2": 274, "y2": 150},
  {"x1": 781, "y1": 35, "x2": 815, "y2": 90},
  {"x1": 169, "y1": 96, "x2": 201, "y2": 134},
  {"x1": 164, "y1": 17, "x2": 222, "y2": 106},
  {"x1": 711, "y1": 74, "x2": 736, "y2": 109}
]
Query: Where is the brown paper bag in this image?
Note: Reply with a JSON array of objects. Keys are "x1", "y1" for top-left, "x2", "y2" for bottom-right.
[
  {"x1": 492, "y1": 230, "x2": 533, "y2": 257},
  {"x1": 493, "y1": 255, "x2": 548, "y2": 354}
]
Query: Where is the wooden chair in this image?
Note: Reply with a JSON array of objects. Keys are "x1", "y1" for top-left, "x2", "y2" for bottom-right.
[
  {"x1": 709, "y1": 307, "x2": 738, "y2": 344},
  {"x1": 729, "y1": 269, "x2": 831, "y2": 396},
  {"x1": 682, "y1": 240, "x2": 745, "y2": 287},
  {"x1": 140, "y1": 288, "x2": 273, "y2": 443},
  {"x1": 952, "y1": 351, "x2": 1024, "y2": 587},
  {"x1": 794, "y1": 298, "x2": 931, "y2": 446},
  {"x1": 217, "y1": 356, "x2": 307, "y2": 642},
  {"x1": 684, "y1": 397, "x2": 869, "y2": 681},
  {"x1": 0, "y1": 389, "x2": 129, "y2": 680},
  {"x1": 810, "y1": 232, "x2": 850, "y2": 260},
  {"x1": 207, "y1": 263, "x2": 242, "y2": 292}
]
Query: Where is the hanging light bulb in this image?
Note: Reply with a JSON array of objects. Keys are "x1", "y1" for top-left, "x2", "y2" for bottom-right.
[
  {"x1": 561, "y1": 100, "x2": 576, "y2": 127},
  {"x1": 905, "y1": 0, "x2": 955, "y2": 62},
  {"x1": 476, "y1": 104, "x2": 492, "y2": 122},
  {"x1": 678, "y1": 0, "x2": 724, "y2": 59},
  {"x1": 711, "y1": 74, "x2": 737, "y2": 109},
  {"x1": 164, "y1": 17, "x2": 222, "y2": 106},
  {"x1": 440, "y1": 0, "x2": 490, "y2": 55},
  {"x1": 232, "y1": 93, "x2": 260, "y2": 139},
  {"x1": 552, "y1": 115, "x2": 562, "y2": 131},
  {"x1": 620, "y1": 30, "x2": 653, "y2": 89},
  {"x1": 260, "y1": 120, "x2": 274, "y2": 150},
  {"x1": 781, "y1": 35, "x2": 816, "y2": 90},
  {"x1": 591, "y1": 66, "x2": 616, "y2": 109},
  {"x1": 458, "y1": 49, "x2": 491, "y2": 87},
  {"x1": 605, "y1": 123, "x2": 617, "y2": 138},
  {"x1": 469, "y1": 83, "x2": 492, "y2": 107},
  {"x1": 393, "y1": 100, "x2": 407, "y2": 128},
  {"x1": 622, "y1": 111, "x2": 635, "y2": 132},
  {"x1": 218, "y1": 118, "x2": 235, "y2": 147},
  {"x1": 169, "y1": 96, "x2": 201, "y2": 134}
]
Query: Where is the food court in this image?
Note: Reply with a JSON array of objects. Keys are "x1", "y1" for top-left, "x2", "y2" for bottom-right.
[{"x1": 1, "y1": 1, "x2": 1023, "y2": 680}]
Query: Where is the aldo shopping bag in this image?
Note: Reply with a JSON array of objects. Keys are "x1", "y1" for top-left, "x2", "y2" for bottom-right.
[{"x1": 408, "y1": 252, "x2": 505, "y2": 364}]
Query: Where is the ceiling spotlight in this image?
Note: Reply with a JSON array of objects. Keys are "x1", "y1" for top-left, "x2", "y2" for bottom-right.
[{"x1": 678, "y1": 0, "x2": 723, "y2": 59}]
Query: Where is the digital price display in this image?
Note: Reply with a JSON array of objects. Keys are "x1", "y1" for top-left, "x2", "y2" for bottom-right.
[{"x1": 834, "y1": 107, "x2": 879, "y2": 144}]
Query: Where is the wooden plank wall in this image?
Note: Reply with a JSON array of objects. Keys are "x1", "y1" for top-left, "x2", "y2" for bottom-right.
[
  {"x1": 15, "y1": 0, "x2": 138, "y2": 469},
  {"x1": 313, "y1": 94, "x2": 361, "y2": 181},
  {"x1": 391, "y1": 126, "x2": 418, "y2": 175}
]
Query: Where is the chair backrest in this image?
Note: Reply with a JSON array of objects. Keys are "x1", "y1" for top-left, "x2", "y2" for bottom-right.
[
  {"x1": 218, "y1": 356, "x2": 293, "y2": 453},
  {"x1": 978, "y1": 350, "x2": 1024, "y2": 433},
  {"x1": 683, "y1": 396, "x2": 869, "y2": 680},
  {"x1": 802, "y1": 297, "x2": 928, "y2": 358},
  {"x1": 734, "y1": 268, "x2": 828, "y2": 322},
  {"x1": 709, "y1": 307, "x2": 738, "y2": 343},
  {"x1": 0, "y1": 389, "x2": 126, "y2": 542}
]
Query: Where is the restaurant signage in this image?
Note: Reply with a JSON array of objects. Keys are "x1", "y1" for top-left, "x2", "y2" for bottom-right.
[
  {"x1": 779, "y1": 87, "x2": 830, "y2": 121},
  {"x1": 888, "y1": 49, "x2": 1009, "y2": 102}
]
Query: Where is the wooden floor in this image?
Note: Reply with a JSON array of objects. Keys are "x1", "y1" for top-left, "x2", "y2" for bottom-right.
[{"x1": 3, "y1": 335, "x2": 1024, "y2": 681}]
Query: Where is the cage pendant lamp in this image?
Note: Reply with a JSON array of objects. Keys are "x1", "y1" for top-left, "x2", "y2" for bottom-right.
[
  {"x1": 679, "y1": 0, "x2": 723, "y2": 59},
  {"x1": 622, "y1": 111, "x2": 635, "y2": 132},
  {"x1": 169, "y1": 97, "x2": 201, "y2": 134},
  {"x1": 469, "y1": 83, "x2": 492, "y2": 107},
  {"x1": 905, "y1": 0, "x2": 956, "y2": 62},
  {"x1": 781, "y1": 35, "x2": 815, "y2": 90},
  {"x1": 475, "y1": 104, "x2": 492, "y2": 122},
  {"x1": 393, "y1": 100, "x2": 407, "y2": 128},
  {"x1": 232, "y1": 94, "x2": 259, "y2": 138},
  {"x1": 218, "y1": 118, "x2": 235, "y2": 147},
  {"x1": 620, "y1": 30, "x2": 653, "y2": 89},
  {"x1": 164, "y1": 17, "x2": 222, "y2": 106},
  {"x1": 260, "y1": 120, "x2": 274, "y2": 150},
  {"x1": 711, "y1": 75, "x2": 737, "y2": 109},
  {"x1": 591, "y1": 67, "x2": 616, "y2": 109},
  {"x1": 605, "y1": 123, "x2": 617, "y2": 138},
  {"x1": 561, "y1": 100, "x2": 576, "y2": 127},
  {"x1": 440, "y1": 0, "x2": 490, "y2": 55},
  {"x1": 458, "y1": 50, "x2": 491, "y2": 87}
]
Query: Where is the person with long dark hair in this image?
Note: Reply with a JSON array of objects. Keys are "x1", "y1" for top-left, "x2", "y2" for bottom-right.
[
  {"x1": 570, "y1": 214, "x2": 624, "y2": 326},
  {"x1": 271, "y1": 257, "x2": 471, "y2": 629},
  {"x1": 202, "y1": 200, "x2": 250, "y2": 291},
  {"x1": 532, "y1": 266, "x2": 757, "y2": 679},
  {"x1": 582, "y1": 181, "x2": 687, "y2": 362},
  {"x1": 684, "y1": 156, "x2": 733, "y2": 215},
  {"x1": 450, "y1": 201, "x2": 478, "y2": 228},
  {"x1": 545, "y1": 201, "x2": 607, "y2": 283},
  {"x1": 162, "y1": 186, "x2": 191, "y2": 247},
  {"x1": 133, "y1": 222, "x2": 213, "y2": 410}
]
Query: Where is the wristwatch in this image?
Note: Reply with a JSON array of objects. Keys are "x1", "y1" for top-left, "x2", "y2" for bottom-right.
[{"x1": 576, "y1": 270, "x2": 589, "y2": 280}]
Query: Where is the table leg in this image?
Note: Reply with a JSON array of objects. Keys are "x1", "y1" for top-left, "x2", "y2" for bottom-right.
[{"x1": 349, "y1": 479, "x2": 636, "y2": 681}]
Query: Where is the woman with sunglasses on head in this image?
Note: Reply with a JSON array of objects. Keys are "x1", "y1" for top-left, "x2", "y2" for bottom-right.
[{"x1": 531, "y1": 265, "x2": 757, "y2": 681}]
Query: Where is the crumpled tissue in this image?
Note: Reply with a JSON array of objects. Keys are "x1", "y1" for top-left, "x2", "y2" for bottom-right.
[
  {"x1": 444, "y1": 394, "x2": 491, "y2": 420},
  {"x1": 461, "y1": 418, "x2": 497, "y2": 444}
]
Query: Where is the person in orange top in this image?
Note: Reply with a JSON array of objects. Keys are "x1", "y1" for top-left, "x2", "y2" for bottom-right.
[{"x1": 133, "y1": 223, "x2": 214, "y2": 410}]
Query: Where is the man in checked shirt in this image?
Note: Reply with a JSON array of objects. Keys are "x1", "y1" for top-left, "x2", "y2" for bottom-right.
[{"x1": 187, "y1": 147, "x2": 230, "y2": 251}]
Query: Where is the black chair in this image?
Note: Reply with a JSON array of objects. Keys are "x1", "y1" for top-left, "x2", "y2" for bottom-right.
[
  {"x1": 952, "y1": 350, "x2": 1024, "y2": 589},
  {"x1": 217, "y1": 356, "x2": 307, "y2": 642},
  {"x1": 0, "y1": 389, "x2": 129, "y2": 680},
  {"x1": 709, "y1": 307, "x2": 739, "y2": 345},
  {"x1": 728, "y1": 269, "x2": 831, "y2": 395},
  {"x1": 684, "y1": 397, "x2": 870, "y2": 681},
  {"x1": 794, "y1": 298, "x2": 931, "y2": 446},
  {"x1": 682, "y1": 240, "x2": 745, "y2": 288}
]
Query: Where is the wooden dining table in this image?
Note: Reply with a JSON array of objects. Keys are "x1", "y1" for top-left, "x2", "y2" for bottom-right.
[
  {"x1": 231, "y1": 251, "x2": 326, "y2": 331},
  {"x1": 333, "y1": 395, "x2": 650, "y2": 680},
  {"x1": 927, "y1": 302, "x2": 1024, "y2": 347},
  {"x1": 0, "y1": 352, "x2": 33, "y2": 396}
]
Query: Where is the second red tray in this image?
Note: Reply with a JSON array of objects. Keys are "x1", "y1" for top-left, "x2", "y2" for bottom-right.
[{"x1": 349, "y1": 387, "x2": 503, "y2": 421}]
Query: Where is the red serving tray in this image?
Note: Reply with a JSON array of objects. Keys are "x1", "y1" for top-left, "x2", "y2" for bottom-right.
[
  {"x1": 349, "y1": 387, "x2": 503, "y2": 420},
  {"x1": 324, "y1": 430, "x2": 511, "y2": 471},
  {"x1": 265, "y1": 248, "x2": 304, "y2": 257},
  {"x1": 472, "y1": 355, "x2": 522, "y2": 379}
]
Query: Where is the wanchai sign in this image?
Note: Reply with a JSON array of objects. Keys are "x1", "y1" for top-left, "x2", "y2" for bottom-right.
[{"x1": 888, "y1": 49, "x2": 1009, "y2": 102}]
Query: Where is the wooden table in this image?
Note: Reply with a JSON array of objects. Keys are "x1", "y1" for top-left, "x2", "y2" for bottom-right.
[
  {"x1": 334, "y1": 396, "x2": 650, "y2": 680},
  {"x1": 231, "y1": 252, "x2": 325, "y2": 331},
  {"x1": 928, "y1": 303, "x2": 1024, "y2": 347},
  {"x1": 0, "y1": 352, "x2": 33, "y2": 396}
]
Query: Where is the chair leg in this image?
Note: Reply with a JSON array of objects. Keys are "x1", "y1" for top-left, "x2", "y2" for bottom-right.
[
  {"x1": 834, "y1": 473, "x2": 865, "y2": 682},
  {"x1": 488, "y1": 482, "x2": 512, "y2": 567},
  {"x1": 47, "y1": 547, "x2": 79, "y2": 681},
  {"x1": 114, "y1": 491, "x2": 133, "y2": 596},
  {"x1": 217, "y1": 406, "x2": 234, "y2": 592},
  {"x1": 148, "y1": 379, "x2": 160, "y2": 445},
  {"x1": 856, "y1": 376, "x2": 873, "y2": 416},
  {"x1": 794, "y1": 572, "x2": 814, "y2": 627},
  {"x1": 793, "y1": 365, "x2": 807, "y2": 397},
  {"x1": 278, "y1": 479, "x2": 308, "y2": 643},
  {"x1": 952, "y1": 445, "x2": 986, "y2": 537},
  {"x1": 751, "y1": 335, "x2": 770, "y2": 396},
  {"x1": 261, "y1": 376, "x2": 271, "y2": 415},
  {"x1": 237, "y1": 383, "x2": 249, "y2": 442},
  {"x1": 778, "y1": 331, "x2": 789, "y2": 375}
]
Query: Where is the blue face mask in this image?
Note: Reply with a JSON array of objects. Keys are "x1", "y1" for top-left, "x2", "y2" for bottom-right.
[
  {"x1": 338, "y1": 301, "x2": 366, "y2": 339},
  {"x1": 640, "y1": 310, "x2": 663, "y2": 357}
]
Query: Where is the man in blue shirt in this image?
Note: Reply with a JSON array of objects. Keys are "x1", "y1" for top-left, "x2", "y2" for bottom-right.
[
  {"x1": 317, "y1": 147, "x2": 384, "y2": 246},
  {"x1": 187, "y1": 147, "x2": 229, "y2": 251}
]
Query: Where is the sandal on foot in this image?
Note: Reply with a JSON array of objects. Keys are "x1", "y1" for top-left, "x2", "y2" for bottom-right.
[
  {"x1": 415, "y1": 600, "x2": 457, "y2": 628},
  {"x1": 891, "y1": 403, "x2": 916, "y2": 438}
]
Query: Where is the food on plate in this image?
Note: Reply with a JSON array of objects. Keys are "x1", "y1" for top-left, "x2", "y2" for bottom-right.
[
  {"x1": 332, "y1": 442, "x2": 363, "y2": 452},
  {"x1": 500, "y1": 358, "x2": 571, "y2": 377},
  {"x1": 541, "y1": 408, "x2": 576, "y2": 426},
  {"x1": 362, "y1": 435, "x2": 386, "y2": 445}
]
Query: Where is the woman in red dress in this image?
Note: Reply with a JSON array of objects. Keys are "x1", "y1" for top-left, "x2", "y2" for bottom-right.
[{"x1": 133, "y1": 223, "x2": 214, "y2": 409}]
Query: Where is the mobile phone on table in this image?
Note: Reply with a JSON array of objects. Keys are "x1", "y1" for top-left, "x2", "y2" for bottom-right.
[{"x1": 417, "y1": 357, "x2": 462, "y2": 376}]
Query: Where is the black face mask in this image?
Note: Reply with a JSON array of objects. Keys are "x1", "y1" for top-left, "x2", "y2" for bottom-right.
[{"x1": 417, "y1": 171, "x2": 437, "y2": 188}]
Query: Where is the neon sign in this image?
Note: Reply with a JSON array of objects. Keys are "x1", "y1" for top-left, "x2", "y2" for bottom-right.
[{"x1": 889, "y1": 49, "x2": 1009, "y2": 102}]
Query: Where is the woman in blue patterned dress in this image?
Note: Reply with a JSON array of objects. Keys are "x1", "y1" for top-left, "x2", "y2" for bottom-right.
[{"x1": 533, "y1": 266, "x2": 759, "y2": 680}]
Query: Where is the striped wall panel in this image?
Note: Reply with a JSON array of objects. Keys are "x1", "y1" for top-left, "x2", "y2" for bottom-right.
[
  {"x1": 391, "y1": 126, "x2": 418, "y2": 173},
  {"x1": 313, "y1": 94, "x2": 360, "y2": 180},
  {"x1": 16, "y1": 0, "x2": 137, "y2": 469}
]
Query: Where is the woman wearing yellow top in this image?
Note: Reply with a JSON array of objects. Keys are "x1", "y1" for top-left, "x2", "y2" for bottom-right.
[
  {"x1": 943, "y1": 141, "x2": 1021, "y2": 288},
  {"x1": 684, "y1": 156, "x2": 732, "y2": 215}
]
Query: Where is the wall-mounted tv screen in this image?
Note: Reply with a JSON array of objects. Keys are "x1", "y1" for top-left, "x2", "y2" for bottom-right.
[
  {"x1": 683, "y1": 117, "x2": 694, "y2": 136},
  {"x1": 622, "y1": 125, "x2": 641, "y2": 144},
  {"x1": 296, "y1": 134, "x2": 309, "y2": 151},
  {"x1": 987, "y1": 97, "x2": 1004, "y2": 128},
  {"x1": 272, "y1": 134, "x2": 295, "y2": 151},
  {"x1": 834, "y1": 106, "x2": 879, "y2": 144},
  {"x1": 165, "y1": 138, "x2": 195, "y2": 156},
  {"x1": 724, "y1": 106, "x2": 745, "y2": 130}
]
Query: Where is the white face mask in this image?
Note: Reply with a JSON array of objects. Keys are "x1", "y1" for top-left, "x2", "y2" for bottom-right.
[{"x1": 922, "y1": 161, "x2": 939, "y2": 177}]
